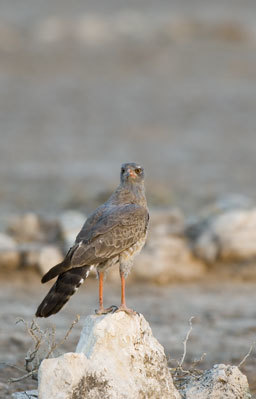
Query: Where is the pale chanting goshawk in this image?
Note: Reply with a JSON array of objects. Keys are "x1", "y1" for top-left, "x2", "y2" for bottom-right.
[{"x1": 36, "y1": 163, "x2": 149, "y2": 317}]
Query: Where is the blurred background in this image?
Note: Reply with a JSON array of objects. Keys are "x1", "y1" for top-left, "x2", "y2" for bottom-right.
[
  {"x1": 1, "y1": 0, "x2": 256, "y2": 220},
  {"x1": 1, "y1": 0, "x2": 256, "y2": 397}
]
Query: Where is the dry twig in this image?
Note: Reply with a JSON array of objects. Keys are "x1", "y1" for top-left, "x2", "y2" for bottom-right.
[
  {"x1": 44, "y1": 315, "x2": 80, "y2": 360},
  {"x1": 8, "y1": 371, "x2": 34, "y2": 383},
  {"x1": 8, "y1": 315, "x2": 80, "y2": 383},
  {"x1": 170, "y1": 316, "x2": 205, "y2": 393},
  {"x1": 178, "y1": 316, "x2": 194, "y2": 369},
  {"x1": 238, "y1": 342, "x2": 255, "y2": 368}
]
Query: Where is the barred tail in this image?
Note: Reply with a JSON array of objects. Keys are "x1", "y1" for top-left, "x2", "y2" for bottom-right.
[{"x1": 36, "y1": 266, "x2": 91, "y2": 318}]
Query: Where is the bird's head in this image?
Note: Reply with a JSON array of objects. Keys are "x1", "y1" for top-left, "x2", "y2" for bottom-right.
[{"x1": 120, "y1": 162, "x2": 145, "y2": 184}]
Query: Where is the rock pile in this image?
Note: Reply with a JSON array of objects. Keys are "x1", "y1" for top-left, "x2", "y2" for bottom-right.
[
  {"x1": 7, "y1": 212, "x2": 61, "y2": 244},
  {"x1": 2, "y1": 198, "x2": 256, "y2": 282},
  {"x1": 0, "y1": 211, "x2": 85, "y2": 277},
  {"x1": 187, "y1": 208, "x2": 256, "y2": 264}
]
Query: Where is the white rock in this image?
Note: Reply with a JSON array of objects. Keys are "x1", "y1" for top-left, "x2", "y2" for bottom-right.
[
  {"x1": 133, "y1": 235, "x2": 205, "y2": 284},
  {"x1": 191, "y1": 209, "x2": 256, "y2": 263},
  {"x1": 149, "y1": 208, "x2": 185, "y2": 235},
  {"x1": 39, "y1": 353, "x2": 88, "y2": 399},
  {"x1": 59, "y1": 210, "x2": 86, "y2": 250},
  {"x1": 7, "y1": 212, "x2": 61, "y2": 244},
  {"x1": 8, "y1": 213, "x2": 43, "y2": 242},
  {"x1": 38, "y1": 312, "x2": 180, "y2": 399},
  {"x1": 0, "y1": 232, "x2": 20, "y2": 269},
  {"x1": 25, "y1": 245, "x2": 63, "y2": 275},
  {"x1": 37, "y1": 245, "x2": 63, "y2": 276},
  {"x1": 183, "y1": 364, "x2": 251, "y2": 399},
  {"x1": 25, "y1": 249, "x2": 40, "y2": 268}
]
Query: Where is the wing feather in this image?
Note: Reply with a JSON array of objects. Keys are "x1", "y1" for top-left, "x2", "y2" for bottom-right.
[{"x1": 71, "y1": 204, "x2": 148, "y2": 266}]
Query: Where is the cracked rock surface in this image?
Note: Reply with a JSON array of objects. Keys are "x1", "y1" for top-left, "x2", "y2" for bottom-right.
[
  {"x1": 38, "y1": 312, "x2": 180, "y2": 399},
  {"x1": 181, "y1": 364, "x2": 251, "y2": 399}
]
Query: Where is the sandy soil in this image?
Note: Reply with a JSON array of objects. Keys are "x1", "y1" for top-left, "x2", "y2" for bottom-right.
[{"x1": 0, "y1": 272, "x2": 256, "y2": 397}]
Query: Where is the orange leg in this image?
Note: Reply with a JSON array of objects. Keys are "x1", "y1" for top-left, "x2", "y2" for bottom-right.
[
  {"x1": 99, "y1": 271, "x2": 104, "y2": 309},
  {"x1": 95, "y1": 272, "x2": 117, "y2": 315},
  {"x1": 116, "y1": 272, "x2": 137, "y2": 315},
  {"x1": 121, "y1": 272, "x2": 126, "y2": 307}
]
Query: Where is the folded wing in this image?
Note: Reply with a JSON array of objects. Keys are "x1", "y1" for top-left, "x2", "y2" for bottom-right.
[{"x1": 41, "y1": 204, "x2": 149, "y2": 282}]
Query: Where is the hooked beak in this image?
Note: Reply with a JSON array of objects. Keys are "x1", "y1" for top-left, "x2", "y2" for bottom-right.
[{"x1": 126, "y1": 168, "x2": 136, "y2": 179}]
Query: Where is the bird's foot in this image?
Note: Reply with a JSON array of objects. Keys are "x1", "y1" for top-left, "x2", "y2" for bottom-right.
[
  {"x1": 95, "y1": 305, "x2": 118, "y2": 315},
  {"x1": 115, "y1": 304, "x2": 138, "y2": 316}
]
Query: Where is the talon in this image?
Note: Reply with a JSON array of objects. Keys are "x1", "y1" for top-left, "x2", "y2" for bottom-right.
[
  {"x1": 95, "y1": 305, "x2": 118, "y2": 315},
  {"x1": 115, "y1": 305, "x2": 137, "y2": 315}
]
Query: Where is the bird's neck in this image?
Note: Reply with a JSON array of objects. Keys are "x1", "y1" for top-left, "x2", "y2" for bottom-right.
[{"x1": 110, "y1": 182, "x2": 147, "y2": 208}]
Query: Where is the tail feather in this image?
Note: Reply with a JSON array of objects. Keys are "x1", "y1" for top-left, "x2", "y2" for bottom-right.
[
  {"x1": 36, "y1": 266, "x2": 91, "y2": 317},
  {"x1": 41, "y1": 246, "x2": 77, "y2": 283},
  {"x1": 41, "y1": 259, "x2": 70, "y2": 283}
]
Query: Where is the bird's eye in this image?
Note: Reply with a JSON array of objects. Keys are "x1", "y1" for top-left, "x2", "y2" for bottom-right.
[
  {"x1": 121, "y1": 168, "x2": 125, "y2": 174},
  {"x1": 135, "y1": 168, "x2": 142, "y2": 174}
]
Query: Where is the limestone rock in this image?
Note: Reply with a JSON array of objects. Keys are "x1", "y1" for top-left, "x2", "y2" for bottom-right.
[
  {"x1": 39, "y1": 353, "x2": 89, "y2": 399},
  {"x1": 25, "y1": 245, "x2": 63, "y2": 275},
  {"x1": 133, "y1": 235, "x2": 205, "y2": 284},
  {"x1": 38, "y1": 312, "x2": 180, "y2": 399},
  {"x1": 75, "y1": 312, "x2": 179, "y2": 399},
  {"x1": 0, "y1": 232, "x2": 20, "y2": 270},
  {"x1": 182, "y1": 364, "x2": 251, "y2": 399},
  {"x1": 148, "y1": 208, "x2": 185, "y2": 236},
  {"x1": 188, "y1": 208, "x2": 256, "y2": 263},
  {"x1": 59, "y1": 210, "x2": 86, "y2": 250},
  {"x1": 7, "y1": 213, "x2": 61, "y2": 244},
  {"x1": 38, "y1": 245, "x2": 63, "y2": 276}
]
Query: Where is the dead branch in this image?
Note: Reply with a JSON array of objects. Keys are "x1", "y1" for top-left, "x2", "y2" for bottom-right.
[
  {"x1": 170, "y1": 315, "x2": 206, "y2": 392},
  {"x1": 9, "y1": 314, "x2": 80, "y2": 384},
  {"x1": 44, "y1": 314, "x2": 80, "y2": 359},
  {"x1": 238, "y1": 342, "x2": 255, "y2": 368},
  {"x1": 9, "y1": 371, "x2": 34, "y2": 383},
  {"x1": 178, "y1": 316, "x2": 194, "y2": 369}
]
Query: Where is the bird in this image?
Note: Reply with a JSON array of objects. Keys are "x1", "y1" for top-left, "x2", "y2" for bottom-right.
[{"x1": 36, "y1": 162, "x2": 149, "y2": 318}]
